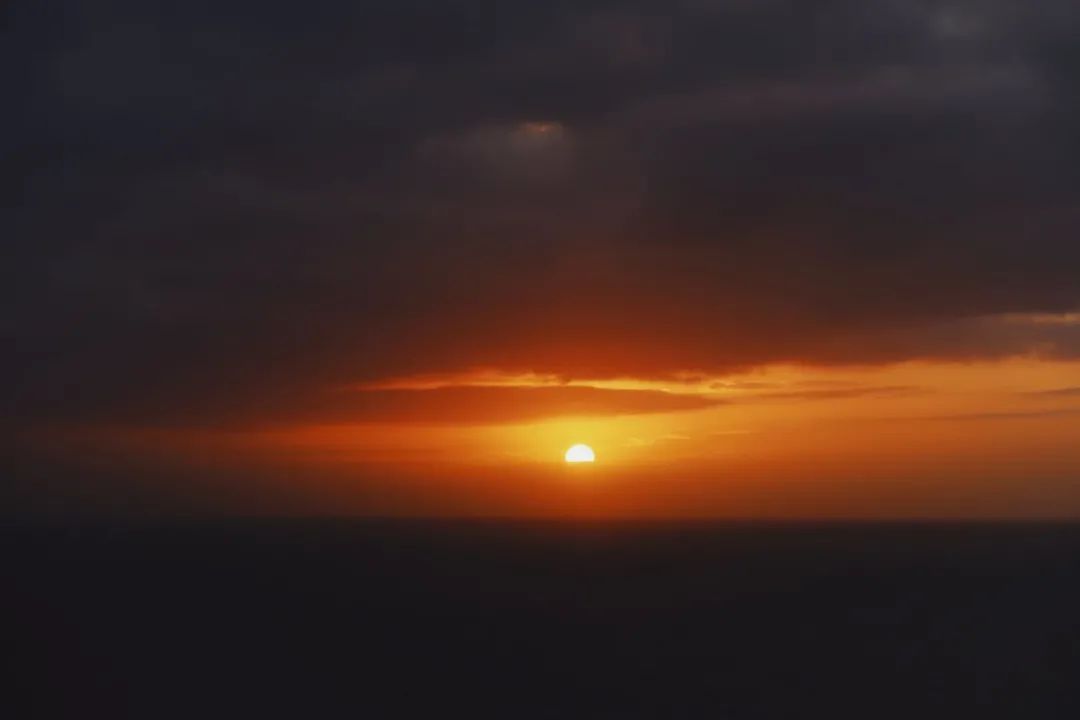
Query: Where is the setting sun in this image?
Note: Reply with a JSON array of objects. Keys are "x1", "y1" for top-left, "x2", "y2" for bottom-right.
[{"x1": 564, "y1": 444, "x2": 596, "y2": 464}]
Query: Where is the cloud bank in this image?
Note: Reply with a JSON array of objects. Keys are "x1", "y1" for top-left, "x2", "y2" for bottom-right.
[{"x1": 7, "y1": 0, "x2": 1080, "y2": 426}]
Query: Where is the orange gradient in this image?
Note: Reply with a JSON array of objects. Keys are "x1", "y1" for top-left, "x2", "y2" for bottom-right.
[{"x1": 25, "y1": 356, "x2": 1080, "y2": 518}]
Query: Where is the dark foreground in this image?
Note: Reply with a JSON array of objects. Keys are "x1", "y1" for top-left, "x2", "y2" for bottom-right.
[{"x1": 7, "y1": 520, "x2": 1080, "y2": 718}]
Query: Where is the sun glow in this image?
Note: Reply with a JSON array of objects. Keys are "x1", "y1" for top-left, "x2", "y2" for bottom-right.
[{"x1": 564, "y1": 444, "x2": 596, "y2": 464}]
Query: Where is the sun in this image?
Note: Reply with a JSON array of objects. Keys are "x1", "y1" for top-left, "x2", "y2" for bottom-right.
[{"x1": 564, "y1": 444, "x2": 596, "y2": 464}]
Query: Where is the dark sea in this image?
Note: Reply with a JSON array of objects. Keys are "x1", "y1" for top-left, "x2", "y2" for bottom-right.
[{"x1": 7, "y1": 520, "x2": 1080, "y2": 718}]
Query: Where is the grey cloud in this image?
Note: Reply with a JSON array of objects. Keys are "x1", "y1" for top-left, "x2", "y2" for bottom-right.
[{"x1": 6, "y1": 0, "x2": 1080, "y2": 427}]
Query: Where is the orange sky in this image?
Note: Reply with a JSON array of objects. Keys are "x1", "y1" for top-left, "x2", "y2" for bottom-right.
[
  {"x1": 28, "y1": 352, "x2": 1080, "y2": 518},
  {"x1": 11, "y1": 1, "x2": 1080, "y2": 520}
]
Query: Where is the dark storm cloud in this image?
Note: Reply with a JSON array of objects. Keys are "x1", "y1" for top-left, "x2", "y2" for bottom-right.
[{"x1": 7, "y1": 0, "x2": 1080, "y2": 425}]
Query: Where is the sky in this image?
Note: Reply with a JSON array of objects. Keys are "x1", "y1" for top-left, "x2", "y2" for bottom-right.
[{"x1": 6, "y1": 0, "x2": 1080, "y2": 517}]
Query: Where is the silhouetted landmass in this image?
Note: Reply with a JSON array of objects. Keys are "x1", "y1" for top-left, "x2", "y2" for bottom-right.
[{"x1": 7, "y1": 520, "x2": 1079, "y2": 718}]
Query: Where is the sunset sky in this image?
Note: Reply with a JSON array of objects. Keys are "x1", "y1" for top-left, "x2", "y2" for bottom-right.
[{"x1": 7, "y1": 0, "x2": 1080, "y2": 517}]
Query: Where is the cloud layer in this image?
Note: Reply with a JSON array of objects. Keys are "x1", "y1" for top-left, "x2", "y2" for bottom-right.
[{"x1": 7, "y1": 0, "x2": 1080, "y2": 426}]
